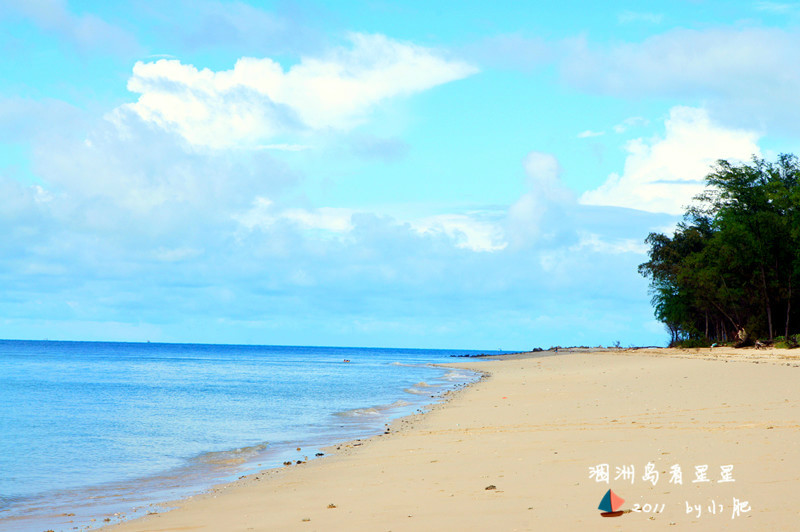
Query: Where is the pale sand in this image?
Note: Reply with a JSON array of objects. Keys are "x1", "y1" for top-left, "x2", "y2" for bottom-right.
[{"x1": 105, "y1": 348, "x2": 800, "y2": 531}]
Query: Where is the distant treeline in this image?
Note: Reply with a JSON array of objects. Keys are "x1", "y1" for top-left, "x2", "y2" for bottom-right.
[{"x1": 639, "y1": 154, "x2": 800, "y2": 347}]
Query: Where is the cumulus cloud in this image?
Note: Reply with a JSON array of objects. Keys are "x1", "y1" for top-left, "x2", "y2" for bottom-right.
[
  {"x1": 116, "y1": 33, "x2": 478, "y2": 148},
  {"x1": 507, "y1": 151, "x2": 575, "y2": 247},
  {"x1": 580, "y1": 106, "x2": 761, "y2": 214}
]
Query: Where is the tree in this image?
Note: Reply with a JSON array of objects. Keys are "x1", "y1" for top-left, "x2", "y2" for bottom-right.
[{"x1": 640, "y1": 154, "x2": 800, "y2": 346}]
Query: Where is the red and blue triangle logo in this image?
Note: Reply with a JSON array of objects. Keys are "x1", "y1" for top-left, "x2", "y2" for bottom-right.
[{"x1": 598, "y1": 489, "x2": 625, "y2": 516}]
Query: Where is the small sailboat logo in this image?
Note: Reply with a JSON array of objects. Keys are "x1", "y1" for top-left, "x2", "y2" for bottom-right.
[{"x1": 598, "y1": 489, "x2": 625, "y2": 517}]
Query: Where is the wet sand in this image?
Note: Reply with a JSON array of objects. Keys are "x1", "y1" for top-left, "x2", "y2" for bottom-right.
[{"x1": 105, "y1": 347, "x2": 800, "y2": 531}]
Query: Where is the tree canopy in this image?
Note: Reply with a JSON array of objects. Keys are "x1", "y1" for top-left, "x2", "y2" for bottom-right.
[{"x1": 639, "y1": 154, "x2": 800, "y2": 347}]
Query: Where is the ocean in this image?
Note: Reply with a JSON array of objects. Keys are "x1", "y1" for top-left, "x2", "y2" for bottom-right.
[{"x1": 0, "y1": 340, "x2": 489, "y2": 532}]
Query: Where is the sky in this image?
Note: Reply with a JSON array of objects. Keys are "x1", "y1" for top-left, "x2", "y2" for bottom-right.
[{"x1": 1, "y1": 0, "x2": 799, "y2": 349}]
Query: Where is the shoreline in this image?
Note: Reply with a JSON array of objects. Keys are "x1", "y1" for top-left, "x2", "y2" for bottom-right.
[
  {"x1": 2, "y1": 361, "x2": 480, "y2": 532},
  {"x1": 101, "y1": 347, "x2": 800, "y2": 531}
]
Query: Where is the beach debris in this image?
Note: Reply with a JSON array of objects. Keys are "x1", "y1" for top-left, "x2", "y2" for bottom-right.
[
  {"x1": 734, "y1": 328, "x2": 753, "y2": 348},
  {"x1": 283, "y1": 461, "x2": 292, "y2": 466},
  {"x1": 316, "y1": 452, "x2": 324, "y2": 456},
  {"x1": 301, "y1": 517, "x2": 311, "y2": 522},
  {"x1": 327, "y1": 503, "x2": 337, "y2": 508},
  {"x1": 296, "y1": 447, "x2": 301, "y2": 451},
  {"x1": 485, "y1": 485, "x2": 497, "y2": 490}
]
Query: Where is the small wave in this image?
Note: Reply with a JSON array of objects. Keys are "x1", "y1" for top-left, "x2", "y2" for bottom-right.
[
  {"x1": 337, "y1": 407, "x2": 381, "y2": 417},
  {"x1": 335, "y1": 400, "x2": 411, "y2": 418},
  {"x1": 193, "y1": 443, "x2": 269, "y2": 466},
  {"x1": 389, "y1": 362, "x2": 433, "y2": 368},
  {"x1": 404, "y1": 387, "x2": 432, "y2": 395},
  {"x1": 442, "y1": 370, "x2": 472, "y2": 381}
]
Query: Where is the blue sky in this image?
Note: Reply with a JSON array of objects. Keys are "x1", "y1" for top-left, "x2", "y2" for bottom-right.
[{"x1": 2, "y1": 0, "x2": 799, "y2": 349}]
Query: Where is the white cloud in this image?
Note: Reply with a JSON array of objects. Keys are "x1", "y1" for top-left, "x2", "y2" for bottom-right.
[
  {"x1": 580, "y1": 106, "x2": 761, "y2": 214},
  {"x1": 612, "y1": 116, "x2": 648, "y2": 134},
  {"x1": 233, "y1": 197, "x2": 355, "y2": 235},
  {"x1": 577, "y1": 129, "x2": 605, "y2": 138},
  {"x1": 116, "y1": 33, "x2": 477, "y2": 148},
  {"x1": 521, "y1": 151, "x2": 572, "y2": 200},
  {"x1": 571, "y1": 232, "x2": 648, "y2": 255},
  {"x1": 507, "y1": 151, "x2": 575, "y2": 246},
  {"x1": 410, "y1": 213, "x2": 507, "y2": 252},
  {"x1": 235, "y1": 197, "x2": 506, "y2": 252}
]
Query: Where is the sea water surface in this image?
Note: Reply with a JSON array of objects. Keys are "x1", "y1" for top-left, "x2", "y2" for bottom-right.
[{"x1": 0, "y1": 340, "x2": 489, "y2": 531}]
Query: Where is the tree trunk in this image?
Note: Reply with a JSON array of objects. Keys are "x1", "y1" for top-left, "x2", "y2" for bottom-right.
[
  {"x1": 786, "y1": 277, "x2": 792, "y2": 340},
  {"x1": 761, "y1": 265, "x2": 774, "y2": 340}
]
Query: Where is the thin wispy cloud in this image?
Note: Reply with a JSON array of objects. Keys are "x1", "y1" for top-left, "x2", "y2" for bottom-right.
[
  {"x1": 577, "y1": 130, "x2": 605, "y2": 138},
  {"x1": 754, "y1": 1, "x2": 797, "y2": 13},
  {"x1": 0, "y1": 0, "x2": 140, "y2": 54}
]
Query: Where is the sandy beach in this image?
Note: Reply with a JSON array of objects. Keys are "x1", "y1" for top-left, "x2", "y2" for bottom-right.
[{"x1": 104, "y1": 347, "x2": 800, "y2": 531}]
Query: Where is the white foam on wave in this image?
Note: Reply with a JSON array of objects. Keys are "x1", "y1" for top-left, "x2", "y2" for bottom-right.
[
  {"x1": 193, "y1": 443, "x2": 269, "y2": 466},
  {"x1": 442, "y1": 370, "x2": 472, "y2": 381},
  {"x1": 335, "y1": 400, "x2": 412, "y2": 418},
  {"x1": 389, "y1": 362, "x2": 434, "y2": 368}
]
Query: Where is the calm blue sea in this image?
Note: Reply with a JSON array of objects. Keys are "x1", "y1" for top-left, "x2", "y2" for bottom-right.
[{"x1": 0, "y1": 340, "x2": 488, "y2": 532}]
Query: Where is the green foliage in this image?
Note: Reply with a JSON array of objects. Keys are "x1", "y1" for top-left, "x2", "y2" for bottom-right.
[
  {"x1": 673, "y1": 338, "x2": 712, "y2": 349},
  {"x1": 640, "y1": 154, "x2": 800, "y2": 346},
  {"x1": 774, "y1": 335, "x2": 800, "y2": 349}
]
